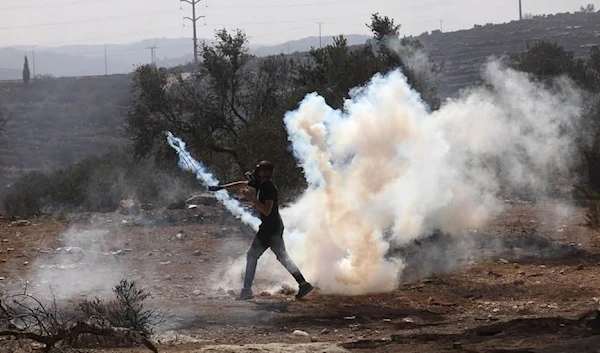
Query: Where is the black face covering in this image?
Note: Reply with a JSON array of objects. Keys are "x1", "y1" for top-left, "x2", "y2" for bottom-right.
[{"x1": 246, "y1": 164, "x2": 273, "y2": 187}]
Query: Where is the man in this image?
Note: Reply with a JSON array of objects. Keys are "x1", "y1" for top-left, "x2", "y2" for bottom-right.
[{"x1": 209, "y1": 161, "x2": 314, "y2": 301}]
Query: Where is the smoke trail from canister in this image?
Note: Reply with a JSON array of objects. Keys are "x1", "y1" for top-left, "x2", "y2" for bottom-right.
[{"x1": 166, "y1": 131, "x2": 260, "y2": 230}]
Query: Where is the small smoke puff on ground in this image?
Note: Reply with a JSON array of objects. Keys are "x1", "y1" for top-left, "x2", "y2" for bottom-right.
[
  {"x1": 28, "y1": 227, "x2": 127, "y2": 300},
  {"x1": 278, "y1": 61, "x2": 582, "y2": 295}
]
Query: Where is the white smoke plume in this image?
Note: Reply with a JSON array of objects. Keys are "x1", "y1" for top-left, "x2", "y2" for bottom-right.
[
  {"x1": 278, "y1": 61, "x2": 582, "y2": 295},
  {"x1": 26, "y1": 226, "x2": 128, "y2": 301},
  {"x1": 166, "y1": 131, "x2": 261, "y2": 231}
]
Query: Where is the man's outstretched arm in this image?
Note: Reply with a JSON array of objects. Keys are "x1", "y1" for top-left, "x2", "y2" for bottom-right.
[{"x1": 209, "y1": 181, "x2": 249, "y2": 191}]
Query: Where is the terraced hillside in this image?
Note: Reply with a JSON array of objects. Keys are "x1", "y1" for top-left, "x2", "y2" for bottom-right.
[
  {"x1": 0, "y1": 11, "x2": 598, "y2": 195},
  {"x1": 420, "y1": 11, "x2": 600, "y2": 98},
  {"x1": 0, "y1": 75, "x2": 133, "y2": 189}
]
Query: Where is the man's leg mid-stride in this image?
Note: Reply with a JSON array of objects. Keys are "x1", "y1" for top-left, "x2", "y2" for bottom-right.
[
  {"x1": 238, "y1": 236, "x2": 269, "y2": 300},
  {"x1": 270, "y1": 234, "x2": 314, "y2": 300}
]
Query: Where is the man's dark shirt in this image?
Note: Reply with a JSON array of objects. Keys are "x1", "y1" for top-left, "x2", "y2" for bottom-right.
[{"x1": 256, "y1": 180, "x2": 283, "y2": 230}]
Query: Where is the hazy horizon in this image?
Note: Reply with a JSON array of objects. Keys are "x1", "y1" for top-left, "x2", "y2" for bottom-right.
[{"x1": 0, "y1": 0, "x2": 598, "y2": 49}]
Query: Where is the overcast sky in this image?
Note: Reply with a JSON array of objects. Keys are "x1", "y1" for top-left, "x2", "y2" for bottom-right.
[{"x1": 0, "y1": 0, "x2": 598, "y2": 48}]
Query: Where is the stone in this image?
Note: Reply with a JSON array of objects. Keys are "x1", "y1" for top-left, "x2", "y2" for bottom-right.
[
  {"x1": 198, "y1": 343, "x2": 349, "y2": 352},
  {"x1": 292, "y1": 330, "x2": 310, "y2": 337},
  {"x1": 167, "y1": 200, "x2": 186, "y2": 210},
  {"x1": 187, "y1": 194, "x2": 218, "y2": 206},
  {"x1": 10, "y1": 220, "x2": 31, "y2": 227}
]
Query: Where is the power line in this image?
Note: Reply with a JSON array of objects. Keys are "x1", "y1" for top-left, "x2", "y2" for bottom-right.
[
  {"x1": 0, "y1": 9, "x2": 180, "y2": 30},
  {"x1": 207, "y1": 0, "x2": 369, "y2": 11},
  {"x1": 147, "y1": 45, "x2": 157, "y2": 66},
  {"x1": 0, "y1": 0, "x2": 120, "y2": 11},
  {"x1": 181, "y1": 0, "x2": 206, "y2": 68},
  {"x1": 519, "y1": 0, "x2": 523, "y2": 20}
]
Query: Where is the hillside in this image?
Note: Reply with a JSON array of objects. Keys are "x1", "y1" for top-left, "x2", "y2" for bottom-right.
[
  {"x1": 0, "y1": 11, "x2": 599, "y2": 192},
  {"x1": 0, "y1": 35, "x2": 371, "y2": 79},
  {"x1": 418, "y1": 11, "x2": 600, "y2": 98},
  {"x1": 0, "y1": 75, "x2": 133, "y2": 189}
]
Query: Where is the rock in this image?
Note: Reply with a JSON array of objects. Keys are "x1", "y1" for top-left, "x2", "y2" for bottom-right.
[
  {"x1": 10, "y1": 220, "x2": 31, "y2": 227},
  {"x1": 110, "y1": 249, "x2": 133, "y2": 256},
  {"x1": 193, "y1": 290, "x2": 203, "y2": 296},
  {"x1": 402, "y1": 317, "x2": 415, "y2": 323},
  {"x1": 140, "y1": 203, "x2": 155, "y2": 211},
  {"x1": 55, "y1": 247, "x2": 84, "y2": 255},
  {"x1": 119, "y1": 199, "x2": 139, "y2": 214},
  {"x1": 198, "y1": 343, "x2": 349, "y2": 352},
  {"x1": 0, "y1": 277, "x2": 5, "y2": 280},
  {"x1": 176, "y1": 232, "x2": 185, "y2": 240},
  {"x1": 188, "y1": 204, "x2": 198, "y2": 209},
  {"x1": 576, "y1": 264, "x2": 585, "y2": 270},
  {"x1": 383, "y1": 319, "x2": 391, "y2": 322},
  {"x1": 280, "y1": 284, "x2": 296, "y2": 295},
  {"x1": 321, "y1": 328, "x2": 330, "y2": 334},
  {"x1": 344, "y1": 316, "x2": 356, "y2": 320},
  {"x1": 167, "y1": 200, "x2": 186, "y2": 210},
  {"x1": 153, "y1": 331, "x2": 211, "y2": 344},
  {"x1": 193, "y1": 250, "x2": 202, "y2": 256},
  {"x1": 498, "y1": 258, "x2": 509, "y2": 264},
  {"x1": 260, "y1": 291, "x2": 272, "y2": 297},
  {"x1": 292, "y1": 330, "x2": 310, "y2": 337},
  {"x1": 513, "y1": 279, "x2": 525, "y2": 285},
  {"x1": 187, "y1": 194, "x2": 218, "y2": 206}
]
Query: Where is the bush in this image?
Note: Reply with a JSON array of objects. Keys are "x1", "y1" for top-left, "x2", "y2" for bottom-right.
[
  {"x1": 80, "y1": 279, "x2": 165, "y2": 337},
  {"x1": 2, "y1": 149, "x2": 198, "y2": 217},
  {"x1": 0, "y1": 279, "x2": 161, "y2": 352}
]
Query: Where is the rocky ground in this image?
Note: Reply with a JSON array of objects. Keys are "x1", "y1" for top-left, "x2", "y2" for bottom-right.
[{"x1": 1, "y1": 195, "x2": 600, "y2": 353}]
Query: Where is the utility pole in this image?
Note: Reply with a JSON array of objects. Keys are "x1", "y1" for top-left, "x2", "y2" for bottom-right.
[
  {"x1": 317, "y1": 22, "x2": 324, "y2": 48},
  {"x1": 104, "y1": 45, "x2": 108, "y2": 75},
  {"x1": 147, "y1": 45, "x2": 157, "y2": 66},
  {"x1": 519, "y1": 0, "x2": 523, "y2": 20},
  {"x1": 181, "y1": 0, "x2": 206, "y2": 68},
  {"x1": 439, "y1": 19, "x2": 444, "y2": 32}
]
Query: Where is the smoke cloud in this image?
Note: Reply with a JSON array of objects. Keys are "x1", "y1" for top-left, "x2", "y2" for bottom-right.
[
  {"x1": 278, "y1": 61, "x2": 582, "y2": 295},
  {"x1": 27, "y1": 226, "x2": 128, "y2": 301},
  {"x1": 166, "y1": 64, "x2": 582, "y2": 296}
]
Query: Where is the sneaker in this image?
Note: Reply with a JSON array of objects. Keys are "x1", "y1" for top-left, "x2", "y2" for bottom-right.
[
  {"x1": 295, "y1": 283, "x2": 314, "y2": 300},
  {"x1": 236, "y1": 288, "x2": 253, "y2": 301}
]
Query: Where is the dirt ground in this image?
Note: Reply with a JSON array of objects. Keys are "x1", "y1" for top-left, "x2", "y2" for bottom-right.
[{"x1": 2, "y1": 196, "x2": 600, "y2": 353}]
